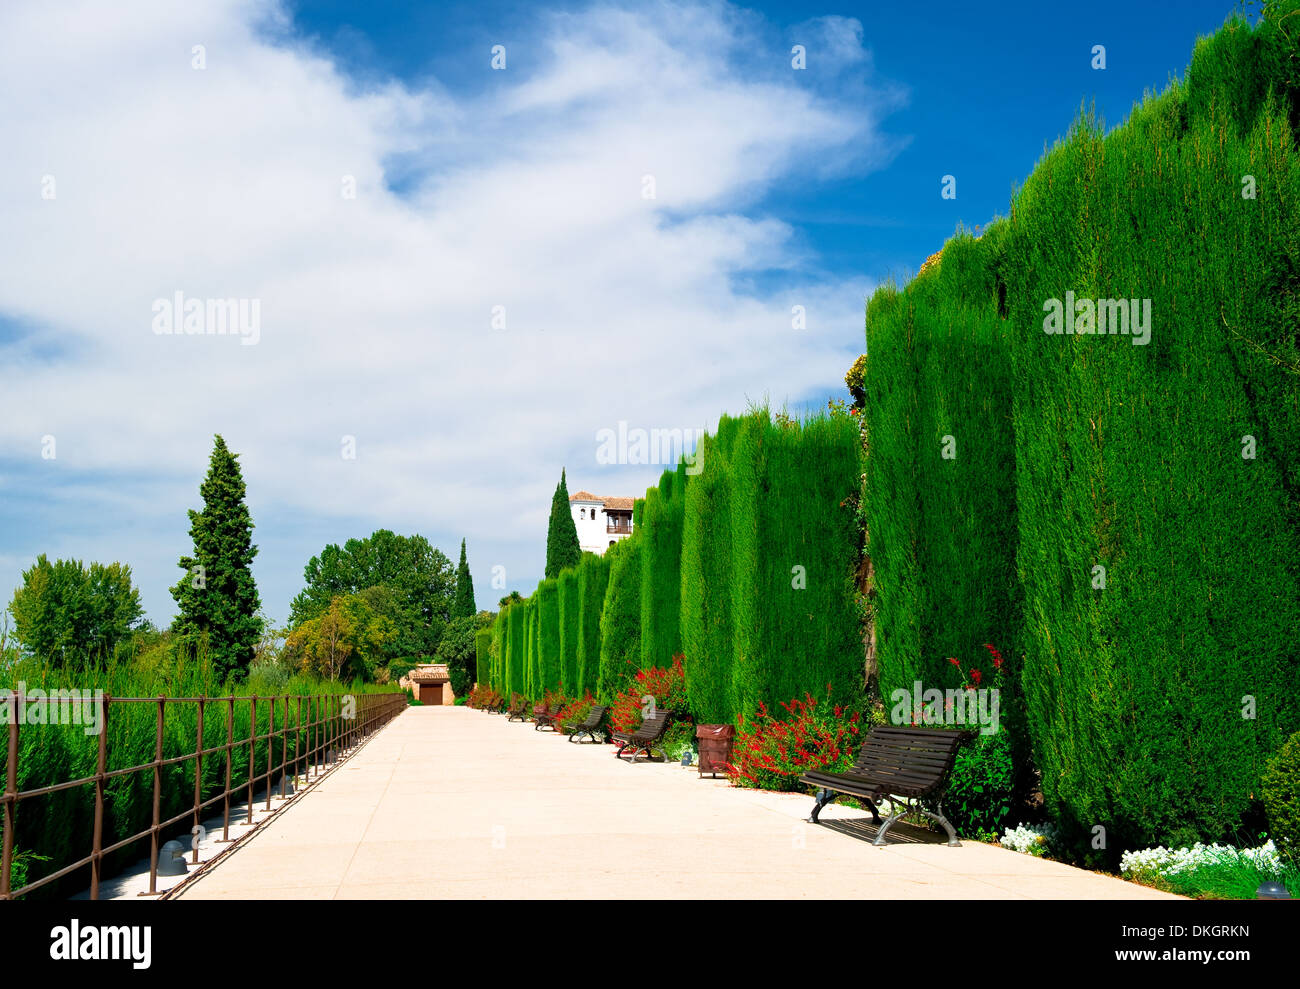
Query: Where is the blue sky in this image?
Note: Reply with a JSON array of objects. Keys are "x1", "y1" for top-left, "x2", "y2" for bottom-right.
[{"x1": 0, "y1": 0, "x2": 1248, "y2": 631}]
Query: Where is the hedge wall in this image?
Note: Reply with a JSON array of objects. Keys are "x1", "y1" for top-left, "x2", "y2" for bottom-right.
[
  {"x1": 730, "y1": 412, "x2": 864, "y2": 721},
  {"x1": 681, "y1": 421, "x2": 741, "y2": 724},
  {"x1": 597, "y1": 534, "x2": 643, "y2": 702},
  {"x1": 640, "y1": 465, "x2": 688, "y2": 670},
  {"x1": 576, "y1": 552, "x2": 609, "y2": 697},
  {"x1": 474, "y1": 627, "x2": 492, "y2": 686},
  {"x1": 537, "y1": 579, "x2": 561, "y2": 696},
  {"x1": 558, "y1": 569, "x2": 580, "y2": 693},
  {"x1": 863, "y1": 227, "x2": 1026, "y2": 766},
  {"x1": 1002, "y1": 13, "x2": 1300, "y2": 849}
]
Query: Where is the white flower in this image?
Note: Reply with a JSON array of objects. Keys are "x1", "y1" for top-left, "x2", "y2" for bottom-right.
[{"x1": 1120, "y1": 840, "x2": 1282, "y2": 878}]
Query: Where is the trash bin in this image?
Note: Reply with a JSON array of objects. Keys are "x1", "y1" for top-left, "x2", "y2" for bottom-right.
[{"x1": 696, "y1": 724, "x2": 734, "y2": 779}]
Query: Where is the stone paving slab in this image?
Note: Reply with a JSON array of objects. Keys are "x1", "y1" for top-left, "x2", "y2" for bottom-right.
[{"x1": 177, "y1": 707, "x2": 1177, "y2": 900}]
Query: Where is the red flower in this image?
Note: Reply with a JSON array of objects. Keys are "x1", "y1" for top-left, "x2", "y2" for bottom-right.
[{"x1": 969, "y1": 668, "x2": 982, "y2": 686}]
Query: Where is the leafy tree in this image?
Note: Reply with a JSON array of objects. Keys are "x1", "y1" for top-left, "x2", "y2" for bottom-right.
[
  {"x1": 284, "y1": 592, "x2": 393, "y2": 681},
  {"x1": 290, "y1": 530, "x2": 455, "y2": 657},
  {"x1": 10, "y1": 555, "x2": 144, "y2": 667},
  {"x1": 453, "y1": 538, "x2": 476, "y2": 619},
  {"x1": 545, "y1": 468, "x2": 581, "y2": 579},
  {"x1": 498, "y1": 590, "x2": 523, "y2": 608},
  {"x1": 170, "y1": 435, "x2": 263, "y2": 683}
]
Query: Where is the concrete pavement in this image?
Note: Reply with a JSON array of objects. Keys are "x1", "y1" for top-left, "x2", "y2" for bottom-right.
[{"x1": 176, "y1": 706, "x2": 1175, "y2": 899}]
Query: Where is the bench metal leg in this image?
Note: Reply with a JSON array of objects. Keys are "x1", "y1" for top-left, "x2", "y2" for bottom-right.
[
  {"x1": 808, "y1": 788, "x2": 839, "y2": 824},
  {"x1": 921, "y1": 801, "x2": 961, "y2": 847},
  {"x1": 872, "y1": 802, "x2": 907, "y2": 846}
]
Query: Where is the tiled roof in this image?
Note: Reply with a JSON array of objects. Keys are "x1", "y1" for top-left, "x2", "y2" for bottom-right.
[
  {"x1": 569, "y1": 490, "x2": 634, "y2": 510},
  {"x1": 408, "y1": 663, "x2": 450, "y2": 684}
]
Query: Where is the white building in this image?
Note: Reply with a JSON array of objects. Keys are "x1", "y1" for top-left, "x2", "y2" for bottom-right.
[{"x1": 569, "y1": 490, "x2": 635, "y2": 555}]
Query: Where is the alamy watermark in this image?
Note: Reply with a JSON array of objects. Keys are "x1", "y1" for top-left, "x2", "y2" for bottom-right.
[
  {"x1": 1043, "y1": 291, "x2": 1151, "y2": 346},
  {"x1": 0, "y1": 683, "x2": 104, "y2": 735},
  {"x1": 595, "y1": 422, "x2": 705, "y2": 474},
  {"x1": 152, "y1": 291, "x2": 261, "y2": 345},
  {"x1": 889, "y1": 681, "x2": 1000, "y2": 735}
]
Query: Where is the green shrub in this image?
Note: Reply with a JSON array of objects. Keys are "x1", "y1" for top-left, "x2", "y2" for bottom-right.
[
  {"x1": 1262, "y1": 732, "x2": 1300, "y2": 860},
  {"x1": 473, "y1": 627, "x2": 492, "y2": 687},
  {"x1": 942, "y1": 729, "x2": 1015, "y2": 837}
]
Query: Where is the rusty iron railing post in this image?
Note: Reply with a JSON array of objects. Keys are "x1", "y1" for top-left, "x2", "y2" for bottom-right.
[
  {"x1": 192, "y1": 697, "x2": 204, "y2": 864},
  {"x1": 90, "y1": 693, "x2": 108, "y2": 900},
  {"x1": 222, "y1": 696, "x2": 234, "y2": 842},
  {"x1": 295, "y1": 695, "x2": 302, "y2": 788},
  {"x1": 144, "y1": 696, "x2": 165, "y2": 895},
  {"x1": 2, "y1": 685, "x2": 20, "y2": 900},
  {"x1": 264, "y1": 698, "x2": 274, "y2": 812},
  {"x1": 280, "y1": 696, "x2": 288, "y2": 798},
  {"x1": 247, "y1": 696, "x2": 257, "y2": 825}
]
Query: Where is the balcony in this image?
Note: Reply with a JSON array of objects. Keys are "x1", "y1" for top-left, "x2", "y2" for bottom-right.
[{"x1": 606, "y1": 521, "x2": 632, "y2": 535}]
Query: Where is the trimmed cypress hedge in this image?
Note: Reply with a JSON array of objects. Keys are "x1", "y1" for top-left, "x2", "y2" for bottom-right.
[
  {"x1": 576, "y1": 552, "x2": 609, "y2": 697},
  {"x1": 558, "y1": 569, "x2": 580, "y2": 693},
  {"x1": 860, "y1": 9, "x2": 1300, "y2": 850},
  {"x1": 597, "y1": 534, "x2": 643, "y2": 702},
  {"x1": 640, "y1": 466, "x2": 688, "y2": 670},
  {"x1": 681, "y1": 421, "x2": 741, "y2": 724},
  {"x1": 1002, "y1": 14, "x2": 1300, "y2": 849},
  {"x1": 729, "y1": 411, "x2": 865, "y2": 721},
  {"x1": 863, "y1": 228, "x2": 1025, "y2": 765},
  {"x1": 474, "y1": 626, "x2": 492, "y2": 686},
  {"x1": 507, "y1": 602, "x2": 527, "y2": 699},
  {"x1": 490, "y1": 608, "x2": 506, "y2": 691},
  {"x1": 526, "y1": 599, "x2": 541, "y2": 699},
  {"x1": 536, "y1": 578, "x2": 562, "y2": 695}
]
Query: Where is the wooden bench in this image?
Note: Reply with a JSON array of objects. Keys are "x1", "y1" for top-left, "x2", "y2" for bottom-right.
[
  {"x1": 534, "y1": 704, "x2": 564, "y2": 732},
  {"x1": 611, "y1": 709, "x2": 675, "y2": 764},
  {"x1": 506, "y1": 696, "x2": 529, "y2": 722},
  {"x1": 800, "y1": 725, "x2": 972, "y2": 846},
  {"x1": 567, "y1": 705, "x2": 607, "y2": 744}
]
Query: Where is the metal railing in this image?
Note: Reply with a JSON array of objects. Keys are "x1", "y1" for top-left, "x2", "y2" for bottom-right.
[{"x1": 0, "y1": 690, "x2": 406, "y2": 900}]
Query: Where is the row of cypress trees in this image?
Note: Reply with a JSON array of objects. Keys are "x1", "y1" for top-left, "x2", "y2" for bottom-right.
[{"x1": 486, "y1": 409, "x2": 865, "y2": 729}]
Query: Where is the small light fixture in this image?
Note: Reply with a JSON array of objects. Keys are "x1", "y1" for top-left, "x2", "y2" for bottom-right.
[
  {"x1": 681, "y1": 749, "x2": 694, "y2": 767},
  {"x1": 157, "y1": 840, "x2": 188, "y2": 877},
  {"x1": 1257, "y1": 881, "x2": 1291, "y2": 899}
]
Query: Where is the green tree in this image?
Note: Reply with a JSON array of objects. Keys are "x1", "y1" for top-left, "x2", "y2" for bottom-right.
[
  {"x1": 290, "y1": 529, "x2": 455, "y2": 657},
  {"x1": 545, "y1": 468, "x2": 582, "y2": 579},
  {"x1": 443, "y1": 610, "x2": 492, "y2": 697},
  {"x1": 170, "y1": 435, "x2": 262, "y2": 682},
  {"x1": 453, "y1": 538, "x2": 476, "y2": 619},
  {"x1": 10, "y1": 556, "x2": 144, "y2": 667}
]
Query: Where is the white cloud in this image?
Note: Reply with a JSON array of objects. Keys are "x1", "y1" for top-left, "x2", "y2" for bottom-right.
[{"x1": 0, "y1": 0, "x2": 904, "y2": 622}]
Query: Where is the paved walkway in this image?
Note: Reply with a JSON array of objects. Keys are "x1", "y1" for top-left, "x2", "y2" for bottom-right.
[{"x1": 177, "y1": 707, "x2": 1175, "y2": 899}]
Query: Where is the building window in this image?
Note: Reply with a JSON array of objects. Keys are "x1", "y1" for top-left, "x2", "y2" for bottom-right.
[
  {"x1": 579, "y1": 508, "x2": 585, "y2": 519},
  {"x1": 609, "y1": 540, "x2": 616, "y2": 547}
]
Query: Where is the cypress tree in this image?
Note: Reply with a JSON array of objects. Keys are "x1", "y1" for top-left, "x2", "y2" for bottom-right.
[
  {"x1": 453, "y1": 538, "x2": 476, "y2": 619},
  {"x1": 170, "y1": 435, "x2": 262, "y2": 683},
  {"x1": 545, "y1": 468, "x2": 582, "y2": 579}
]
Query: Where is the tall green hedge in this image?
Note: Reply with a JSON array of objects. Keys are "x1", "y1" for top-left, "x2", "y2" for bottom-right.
[
  {"x1": 729, "y1": 412, "x2": 865, "y2": 721},
  {"x1": 598, "y1": 534, "x2": 643, "y2": 702},
  {"x1": 526, "y1": 599, "x2": 540, "y2": 699},
  {"x1": 536, "y1": 579, "x2": 561, "y2": 695},
  {"x1": 474, "y1": 626, "x2": 492, "y2": 686},
  {"x1": 640, "y1": 466, "x2": 688, "y2": 670},
  {"x1": 558, "y1": 569, "x2": 580, "y2": 692},
  {"x1": 490, "y1": 609, "x2": 506, "y2": 691},
  {"x1": 863, "y1": 227, "x2": 1025, "y2": 765},
  {"x1": 1003, "y1": 13, "x2": 1300, "y2": 850},
  {"x1": 576, "y1": 552, "x2": 610, "y2": 697},
  {"x1": 507, "y1": 601, "x2": 526, "y2": 699},
  {"x1": 681, "y1": 420, "x2": 741, "y2": 723}
]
